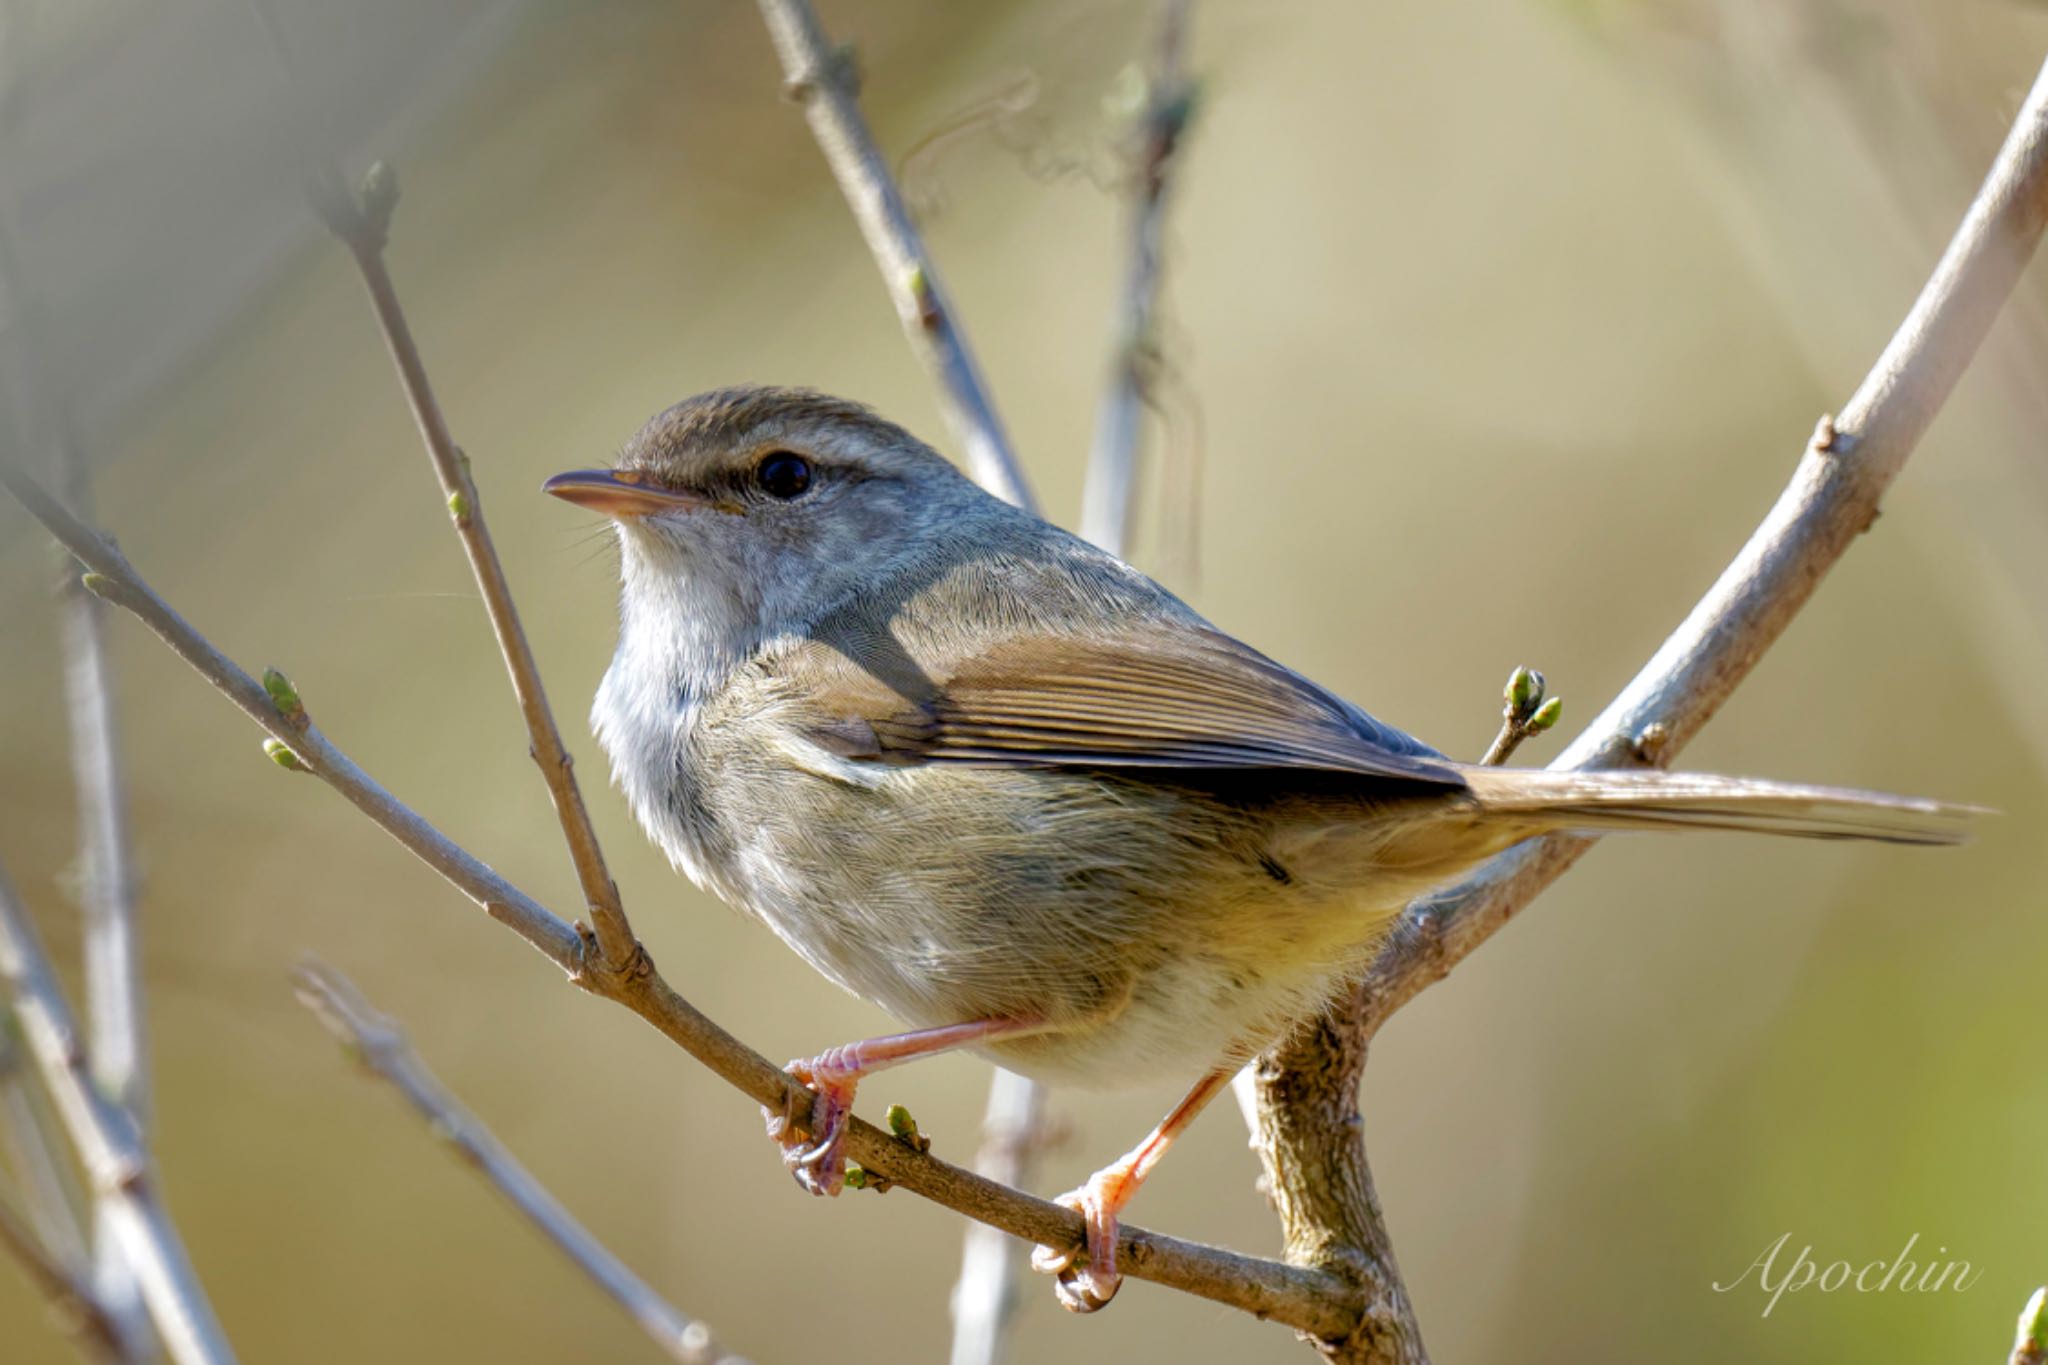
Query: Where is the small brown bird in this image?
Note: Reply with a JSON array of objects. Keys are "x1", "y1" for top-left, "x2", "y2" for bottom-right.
[{"x1": 546, "y1": 386, "x2": 1971, "y2": 1311}]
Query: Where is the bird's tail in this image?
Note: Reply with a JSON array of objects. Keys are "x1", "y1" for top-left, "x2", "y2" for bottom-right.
[{"x1": 1458, "y1": 767, "x2": 1980, "y2": 846}]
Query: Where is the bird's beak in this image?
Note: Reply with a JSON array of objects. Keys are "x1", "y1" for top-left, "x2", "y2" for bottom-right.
[{"x1": 541, "y1": 469, "x2": 709, "y2": 518}]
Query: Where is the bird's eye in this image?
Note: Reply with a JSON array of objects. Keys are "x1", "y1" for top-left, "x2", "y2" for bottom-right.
[{"x1": 755, "y1": 452, "x2": 812, "y2": 499}]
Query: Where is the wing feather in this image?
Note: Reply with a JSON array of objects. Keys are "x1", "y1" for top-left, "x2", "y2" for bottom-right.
[{"x1": 777, "y1": 622, "x2": 1463, "y2": 790}]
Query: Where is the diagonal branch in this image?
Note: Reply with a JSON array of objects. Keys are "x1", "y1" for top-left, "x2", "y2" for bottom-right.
[
  {"x1": 292, "y1": 962, "x2": 742, "y2": 1365},
  {"x1": 249, "y1": 0, "x2": 636, "y2": 972},
  {"x1": 752, "y1": 0, "x2": 1036, "y2": 513},
  {"x1": 0, "y1": 864, "x2": 235, "y2": 1364},
  {"x1": 1252, "y1": 48, "x2": 2048, "y2": 1365},
  {"x1": 0, "y1": 463, "x2": 1359, "y2": 1341}
]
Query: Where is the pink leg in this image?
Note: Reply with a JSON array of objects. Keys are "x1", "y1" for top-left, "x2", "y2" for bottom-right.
[
  {"x1": 765, "y1": 1017, "x2": 1041, "y2": 1197},
  {"x1": 1030, "y1": 1066, "x2": 1234, "y2": 1312}
]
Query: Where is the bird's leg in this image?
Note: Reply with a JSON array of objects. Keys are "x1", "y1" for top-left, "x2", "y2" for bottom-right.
[
  {"x1": 1030, "y1": 1065, "x2": 1234, "y2": 1312},
  {"x1": 766, "y1": 1016, "x2": 1042, "y2": 1196}
]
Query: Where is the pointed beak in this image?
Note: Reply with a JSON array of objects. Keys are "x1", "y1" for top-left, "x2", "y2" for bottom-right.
[{"x1": 541, "y1": 469, "x2": 709, "y2": 518}]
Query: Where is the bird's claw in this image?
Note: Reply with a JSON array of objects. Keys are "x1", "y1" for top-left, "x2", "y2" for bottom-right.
[
  {"x1": 1030, "y1": 1172, "x2": 1128, "y2": 1312},
  {"x1": 762, "y1": 1057, "x2": 856, "y2": 1197}
]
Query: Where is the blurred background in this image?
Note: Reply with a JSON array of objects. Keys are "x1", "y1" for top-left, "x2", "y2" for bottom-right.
[{"x1": 3, "y1": 0, "x2": 2046, "y2": 1361}]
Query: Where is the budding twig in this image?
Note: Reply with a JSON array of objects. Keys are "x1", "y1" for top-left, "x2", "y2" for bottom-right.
[
  {"x1": 293, "y1": 962, "x2": 745, "y2": 1365},
  {"x1": 248, "y1": 0, "x2": 639, "y2": 974},
  {"x1": 1478, "y1": 666, "x2": 1562, "y2": 767}
]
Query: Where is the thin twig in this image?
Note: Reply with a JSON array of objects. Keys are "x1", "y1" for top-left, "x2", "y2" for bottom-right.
[
  {"x1": 247, "y1": 0, "x2": 638, "y2": 973},
  {"x1": 0, "y1": 1195, "x2": 125, "y2": 1361},
  {"x1": 1477, "y1": 667, "x2": 1562, "y2": 768},
  {"x1": 0, "y1": 168, "x2": 155, "y2": 1359},
  {"x1": 752, "y1": 0, "x2": 1036, "y2": 513},
  {"x1": 291, "y1": 962, "x2": 743, "y2": 1365},
  {"x1": 0, "y1": 865, "x2": 235, "y2": 1365},
  {"x1": 1252, "y1": 50, "x2": 2048, "y2": 1365},
  {"x1": 951, "y1": 9, "x2": 1197, "y2": 1359},
  {"x1": 1080, "y1": 0, "x2": 1195, "y2": 554},
  {"x1": 0, "y1": 466, "x2": 1359, "y2": 1340}
]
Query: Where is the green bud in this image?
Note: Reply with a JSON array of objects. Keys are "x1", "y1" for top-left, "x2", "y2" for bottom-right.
[
  {"x1": 263, "y1": 738, "x2": 307, "y2": 772},
  {"x1": 843, "y1": 1162, "x2": 869, "y2": 1191},
  {"x1": 2017, "y1": 1287, "x2": 2048, "y2": 1356},
  {"x1": 262, "y1": 667, "x2": 307, "y2": 726},
  {"x1": 448, "y1": 490, "x2": 471, "y2": 523},
  {"x1": 885, "y1": 1103, "x2": 919, "y2": 1141},
  {"x1": 1528, "y1": 696, "x2": 1563, "y2": 733},
  {"x1": 80, "y1": 572, "x2": 117, "y2": 600},
  {"x1": 1505, "y1": 666, "x2": 1544, "y2": 716}
]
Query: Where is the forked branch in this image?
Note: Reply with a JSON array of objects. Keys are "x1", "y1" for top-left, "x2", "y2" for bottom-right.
[{"x1": 1253, "y1": 50, "x2": 2048, "y2": 1365}]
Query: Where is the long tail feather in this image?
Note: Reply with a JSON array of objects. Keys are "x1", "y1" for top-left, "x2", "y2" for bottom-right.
[{"x1": 1459, "y1": 767, "x2": 1981, "y2": 846}]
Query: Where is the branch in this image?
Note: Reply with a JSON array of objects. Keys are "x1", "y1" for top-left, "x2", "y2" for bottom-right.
[
  {"x1": 1253, "y1": 50, "x2": 2048, "y2": 1365},
  {"x1": 752, "y1": 0, "x2": 1036, "y2": 513},
  {"x1": 952, "y1": 8, "x2": 1199, "y2": 1359},
  {"x1": 946, "y1": 1069, "x2": 1048, "y2": 1365},
  {"x1": 0, "y1": 864, "x2": 235, "y2": 1364},
  {"x1": 246, "y1": 0, "x2": 638, "y2": 972},
  {"x1": 0, "y1": 465, "x2": 1359, "y2": 1341},
  {"x1": 1079, "y1": 0, "x2": 1196, "y2": 555},
  {"x1": 0, "y1": 168, "x2": 155, "y2": 1353},
  {"x1": 291, "y1": 963, "x2": 741, "y2": 1365},
  {"x1": 0, "y1": 1196, "x2": 124, "y2": 1361}
]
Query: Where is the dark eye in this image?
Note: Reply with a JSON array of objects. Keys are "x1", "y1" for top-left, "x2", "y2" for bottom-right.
[{"x1": 755, "y1": 452, "x2": 812, "y2": 499}]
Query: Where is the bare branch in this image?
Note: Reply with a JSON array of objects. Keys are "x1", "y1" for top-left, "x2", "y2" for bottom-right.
[
  {"x1": 1080, "y1": 0, "x2": 1195, "y2": 555},
  {"x1": 0, "y1": 865, "x2": 235, "y2": 1364},
  {"x1": 752, "y1": 0, "x2": 1036, "y2": 513},
  {"x1": 0, "y1": 1195, "x2": 124, "y2": 1361},
  {"x1": 1253, "y1": 49, "x2": 2048, "y2": 1365},
  {"x1": 292, "y1": 962, "x2": 743, "y2": 1365},
  {"x1": 947, "y1": 1068, "x2": 1047, "y2": 1365},
  {"x1": 950, "y1": 9, "x2": 1199, "y2": 1359},
  {"x1": 0, "y1": 164, "x2": 155, "y2": 1354},
  {"x1": 0, "y1": 464, "x2": 1360, "y2": 1340},
  {"x1": 329, "y1": 178, "x2": 639, "y2": 972}
]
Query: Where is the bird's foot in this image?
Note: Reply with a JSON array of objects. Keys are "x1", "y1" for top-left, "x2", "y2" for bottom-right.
[
  {"x1": 1030, "y1": 1163, "x2": 1136, "y2": 1312},
  {"x1": 762, "y1": 1048, "x2": 861, "y2": 1197}
]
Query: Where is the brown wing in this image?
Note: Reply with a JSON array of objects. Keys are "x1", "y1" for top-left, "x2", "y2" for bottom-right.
[{"x1": 782, "y1": 623, "x2": 1464, "y2": 790}]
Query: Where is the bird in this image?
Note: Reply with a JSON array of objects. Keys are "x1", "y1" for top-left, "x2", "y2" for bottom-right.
[{"x1": 544, "y1": 385, "x2": 1973, "y2": 1311}]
